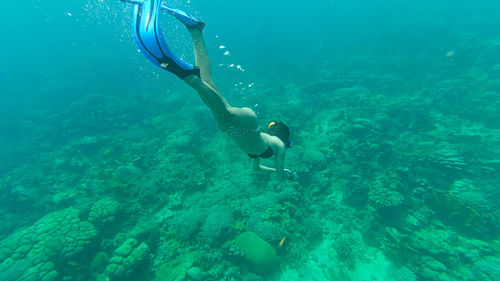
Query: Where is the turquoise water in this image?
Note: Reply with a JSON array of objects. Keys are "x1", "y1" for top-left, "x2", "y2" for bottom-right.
[{"x1": 1, "y1": 0, "x2": 500, "y2": 280}]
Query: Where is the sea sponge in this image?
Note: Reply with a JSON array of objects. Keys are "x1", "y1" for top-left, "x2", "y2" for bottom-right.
[{"x1": 236, "y1": 231, "x2": 278, "y2": 275}]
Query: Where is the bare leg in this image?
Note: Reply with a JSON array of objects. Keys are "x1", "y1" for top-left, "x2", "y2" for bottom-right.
[
  {"x1": 188, "y1": 28, "x2": 220, "y2": 93},
  {"x1": 183, "y1": 70, "x2": 232, "y2": 129},
  {"x1": 179, "y1": 27, "x2": 234, "y2": 128}
]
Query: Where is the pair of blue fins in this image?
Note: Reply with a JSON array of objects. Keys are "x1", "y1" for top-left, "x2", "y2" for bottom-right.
[{"x1": 120, "y1": 0, "x2": 204, "y2": 79}]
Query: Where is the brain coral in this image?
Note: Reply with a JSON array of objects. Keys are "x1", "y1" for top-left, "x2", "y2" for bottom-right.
[
  {"x1": 104, "y1": 238, "x2": 152, "y2": 281},
  {"x1": 89, "y1": 197, "x2": 120, "y2": 226},
  {"x1": 0, "y1": 207, "x2": 97, "y2": 281},
  {"x1": 369, "y1": 186, "x2": 404, "y2": 209},
  {"x1": 474, "y1": 257, "x2": 500, "y2": 281}
]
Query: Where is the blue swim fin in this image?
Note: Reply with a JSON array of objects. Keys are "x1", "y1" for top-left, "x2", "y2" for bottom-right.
[
  {"x1": 161, "y1": 4, "x2": 205, "y2": 30},
  {"x1": 122, "y1": 0, "x2": 200, "y2": 79},
  {"x1": 119, "y1": 0, "x2": 143, "y2": 4}
]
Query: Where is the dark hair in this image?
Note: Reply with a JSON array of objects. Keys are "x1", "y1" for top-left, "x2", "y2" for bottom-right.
[{"x1": 268, "y1": 121, "x2": 291, "y2": 148}]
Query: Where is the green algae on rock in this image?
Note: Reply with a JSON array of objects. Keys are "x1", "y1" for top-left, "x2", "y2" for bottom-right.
[{"x1": 236, "y1": 231, "x2": 278, "y2": 275}]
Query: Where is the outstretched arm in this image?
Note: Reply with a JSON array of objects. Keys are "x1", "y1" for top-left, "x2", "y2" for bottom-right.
[
  {"x1": 275, "y1": 150, "x2": 285, "y2": 179},
  {"x1": 252, "y1": 150, "x2": 287, "y2": 180},
  {"x1": 253, "y1": 158, "x2": 276, "y2": 173}
]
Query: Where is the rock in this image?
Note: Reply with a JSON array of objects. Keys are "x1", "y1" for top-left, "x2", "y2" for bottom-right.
[
  {"x1": 41, "y1": 270, "x2": 58, "y2": 281},
  {"x1": 115, "y1": 165, "x2": 143, "y2": 182},
  {"x1": 186, "y1": 267, "x2": 205, "y2": 281},
  {"x1": 427, "y1": 190, "x2": 497, "y2": 238},
  {"x1": 349, "y1": 118, "x2": 380, "y2": 138},
  {"x1": 115, "y1": 239, "x2": 136, "y2": 257},
  {"x1": 90, "y1": 252, "x2": 109, "y2": 273}
]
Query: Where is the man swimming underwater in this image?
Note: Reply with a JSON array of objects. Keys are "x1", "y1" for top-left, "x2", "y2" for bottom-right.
[{"x1": 121, "y1": 0, "x2": 295, "y2": 180}]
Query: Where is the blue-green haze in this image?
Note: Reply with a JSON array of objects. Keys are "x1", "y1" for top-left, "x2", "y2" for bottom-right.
[{"x1": 1, "y1": 0, "x2": 499, "y2": 280}]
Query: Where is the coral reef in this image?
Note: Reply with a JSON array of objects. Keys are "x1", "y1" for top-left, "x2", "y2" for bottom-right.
[
  {"x1": 186, "y1": 266, "x2": 206, "y2": 281},
  {"x1": 246, "y1": 214, "x2": 284, "y2": 244},
  {"x1": 474, "y1": 257, "x2": 500, "y2": 281},
  {"x1": 2, "y1": 10, "x2": 499, "y2": 281},
  {"x1": 387, "y1": 267, "x2": 417, "y2": 281},
  {"x1": 104, "y1": 238, "x2": 152, "y2": 280},
  {"x1": 0, "y1": 208, "x2": 97, "y2": 281},
  {"x1": 200, "y1": 205, "x2": 234, "y2": 246},
  {"x1": 174, "y1": 208, "x2": 206, "y2": 242},
  {"x1": 89, "y1": 197, "x2": 121, "y2": 226}
]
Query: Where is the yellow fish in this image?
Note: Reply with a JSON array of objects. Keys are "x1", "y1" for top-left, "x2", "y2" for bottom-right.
[{"x1": 279, "y1": 237, "x2": 286, "y2": 247}]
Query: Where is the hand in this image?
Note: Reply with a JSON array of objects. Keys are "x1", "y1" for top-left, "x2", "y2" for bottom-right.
[{"x1": 283, "y1": 169, "x2": 297, "y2": 180}]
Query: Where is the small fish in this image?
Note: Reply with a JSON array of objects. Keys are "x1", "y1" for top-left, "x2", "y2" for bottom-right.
[
  {"x1": 446, "y1": 51, "x2": 454, "y2": 57},
  {"x1": 279, "y1": 236, "x2": 286, "y2": 247}
]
